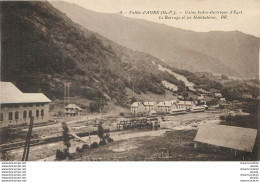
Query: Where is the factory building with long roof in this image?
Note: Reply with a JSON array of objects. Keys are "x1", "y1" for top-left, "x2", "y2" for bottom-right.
[{"x1": 0, "y1": 82, "x2": 52, "y2": 127}]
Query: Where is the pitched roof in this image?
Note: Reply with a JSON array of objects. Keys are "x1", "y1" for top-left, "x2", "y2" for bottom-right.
[
  {"x1": 143, "y1": 101, "x2": 156, "y2": 106},
  {"x1": 131, "y1": 102, "x2": 141, "y2": 107},
  {"x1": 170, "y1": 100, "x2": 177, "y2": 103},
  {"x1": 215, "y1": 93, "x2": 222, "y2": 97},
  {"x1": 64, "y1": 104, "x2": 83, "y2": 110},
  {"x1": 195, "y1": 124, "x2": 257, "y2": 152},
  {"x1": 177, "y1": 101, "x2": 193, "y2": 105},
  {"x1": 157, "y1": 101, "x2": 171, "y2": 107},
  {"x1": 0, "y1": 82, "x2": 51, "y2": 104}
]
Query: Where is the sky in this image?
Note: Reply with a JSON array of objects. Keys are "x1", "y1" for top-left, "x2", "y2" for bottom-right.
[{"x1": 57, "y1": 0, "x2": 260, "y2": 37}]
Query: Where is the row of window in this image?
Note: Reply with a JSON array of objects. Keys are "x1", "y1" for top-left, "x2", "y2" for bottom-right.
[
  {"x1": 0, "y1": 109, "x2": 44, "y2": 121},
  {"x1": 1, "y1": 103, "x2": 45, "y2": 109}
]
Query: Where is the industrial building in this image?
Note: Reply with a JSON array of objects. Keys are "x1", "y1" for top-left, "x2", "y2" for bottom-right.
[{"x1": 0, "y1": 82, "x2": 52, "y2": 127}]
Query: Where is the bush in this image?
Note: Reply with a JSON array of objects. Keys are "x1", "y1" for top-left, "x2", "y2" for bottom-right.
[
  {"x1": 219, "y1": 115, "x2": 225, "y2": 121},
  {"x1": 119, "y1": 112, "x2": 125, "y2": 116},
  {"x1": 76, "y1": 147, "x2": 83, "y2": 153},
  {"x1": 219, "y1": 114, "x2": 258, "y2": 129},
  {"x1": 99, "y1": 140, "x2": 107, "y2": 146},
  {"x1": 107, "y1": 138, "x2": 114, "y2": 143},
  {"x1": 82, "y1": 144, "x2": 89, "y2": 150},
  {"x1": 90, "y1": 142, "x2": 99, "y2": 148},
  {"x1": 56, "y1": 149, "x2": 66, "y2": 160}
]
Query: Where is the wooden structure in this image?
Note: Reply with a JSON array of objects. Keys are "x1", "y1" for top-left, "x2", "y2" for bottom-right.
[{"x1": 117, "y1": 117, "x2": 160, "y2": 130}]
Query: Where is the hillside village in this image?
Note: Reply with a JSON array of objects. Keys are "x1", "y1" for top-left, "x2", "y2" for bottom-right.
[
  {"x1": 130, "y1": 93, "x2": 226, "y2": 115},
  {"x1": 0, "y1": 1, "x2": 259, "y2": 162}
]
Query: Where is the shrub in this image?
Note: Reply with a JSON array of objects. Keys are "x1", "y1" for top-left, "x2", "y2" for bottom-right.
[
  {"x1": 90, "y1": 142, "x2": 99, "y2": 148},
  {"x1": 56, "y1": 149, "x2": 66, "y2": 160},
  {"x1": 99, "y1": 140, "x2": 107, "y2": 146},
  {"x1": 219, "y1": 114, "x2": 258, "y2": 129},
  {"x1": 107, "y1": 138, "x2": 114, "y2": 143},
  {"x1": 119, "y1": 112, "x2": 125, "y2": 116},
  {"x1": 82, "y1": 144, "x2": 89, "y2": 150},
  {"x1": 97, "y1": 123, "x2": 105, "y2": 141},
  {"x1": 104, "y1": 133, "x2": 110, "y2": 141},
  {"x1": 219, "y1": 115, "x2": 225, "y2": 121},
  {"x1": 76, "y1": 147, "x2": 82, "y2": 153}
]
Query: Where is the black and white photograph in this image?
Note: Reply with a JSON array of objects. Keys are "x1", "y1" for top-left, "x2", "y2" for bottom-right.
[{"x1": 0, "y1": 0, "x2": 259, "y2": 165}]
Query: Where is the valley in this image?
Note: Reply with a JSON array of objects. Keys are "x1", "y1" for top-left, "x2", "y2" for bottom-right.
[{"x1": 0, "y1": 1, "x2": 259, "y2": 162}]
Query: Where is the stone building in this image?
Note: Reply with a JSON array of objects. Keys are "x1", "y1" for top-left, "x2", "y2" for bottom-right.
[
  {"x1": 157, "y1": 101, "x2": 172, "y2": 113},
  {"x1": 143, "y1": 102, "x2": 157, "y2": 112},
  {"x1": 176, "y1": 101, "x2": 195, "y2": 110},
  {"x1": 130, "y1": 102, "x2": 146, "y2": 114}
]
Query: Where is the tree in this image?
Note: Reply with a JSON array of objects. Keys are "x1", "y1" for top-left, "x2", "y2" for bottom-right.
[
  {"x1": 97, "y1": 122, "x2": 105, "y2": 142},
  {"x1": 252, "y1": 93, "x2": 257, "y2": 99},
  {"x1": 62, "y1": 122, "x2": 70, "y2": 158},
  {"x1": 130, "y1": 97, "x2": 137, "y2": 103},
  {"x1": 182, "y1": 92, "x2": 189, "y2": 100},
  {"x1": 89, "y1": 98, "x2": 107, "y2": 113},
  {"x1": 1, "y1": 150, "x2": 9, "y2": 161},
  {"x1": 89, "y1": 102, "x2": 99, "y2": 112},
  {"x1": 251, "y1": 88, "x2": 259, "y2": 99},
  {"x1": 104, "y1": 133, "x2": 110, "y2": 141}
]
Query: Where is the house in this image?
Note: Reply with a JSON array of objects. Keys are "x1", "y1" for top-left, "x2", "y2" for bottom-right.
[
  {"x1": 176, "y1": 101, "x2": 195, "y2": 110},
  {"x1": 157, "y1": 101, "x2": 172, "y2": 113},
  {"x1": 220, "y1": 98, "x2": 226, "y2": 102},
  {"x1": 177, "y1": 95, "x2": 184, "y2": 100},
  {"x1": 215, "y1": 93, "x2": 223, "y2": 98},
  {"x1": 130, "y1": 102, "x2": 146, "y2": 114},
  {"x1": 64, "y1": 104, "x2": 83, "y2": 116},
  {"x1": 0, "y1": 82, "x2": 52, "y2": 127},
  {"x1": 143, "y1": 102, "x2": 157, "y2": 112}
]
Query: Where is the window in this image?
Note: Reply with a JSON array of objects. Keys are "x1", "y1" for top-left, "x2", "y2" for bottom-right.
[
  {"x1": 36, "y1": 110, "x2": 39, "y2": 117},
  {"x1": 29, "y1": 110, "x2": 32, "y2": 118},
  {"x1": 15, "y1": 111, "x2": 19, "y2": 119},
  {"x1": 9, "y1": 112, "x2": 13, "y2": 120},
  {"x1": 0, "y1": 113, "x2": 3, "y2": 121},
  {"x1": 41, "y1": 109, "x2": 44, "y2": 116},
  {"x1": 23, "y1": 111, "x2": 27, "y2": 118}
]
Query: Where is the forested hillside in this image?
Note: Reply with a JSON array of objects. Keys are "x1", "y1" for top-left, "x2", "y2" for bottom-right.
[{"x1": 1, "y1": 1, "x2": 185, "y2": 105}]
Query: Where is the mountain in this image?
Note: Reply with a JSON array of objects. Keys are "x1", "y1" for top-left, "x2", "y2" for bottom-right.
[
  {"x1": 1, "y1": 1, "x2": 187, "y2": 106},
  {"x1": 51, "y1": 1, "x2": 259, "y2": 79}
]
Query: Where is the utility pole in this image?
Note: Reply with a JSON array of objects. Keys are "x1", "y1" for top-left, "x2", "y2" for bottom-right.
[
  {"x1": 64, "y1": 82, "x2": 67, "y2": 106},
  {"x1": 22, "y1": 117, "x2": 34, "y2": 161},
  {"x1": 64, "y1": 82, "x2": 70, "y2": 106},
  {"x1": 67, "y1": 82, "x2": 70, "y2": 104}
]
